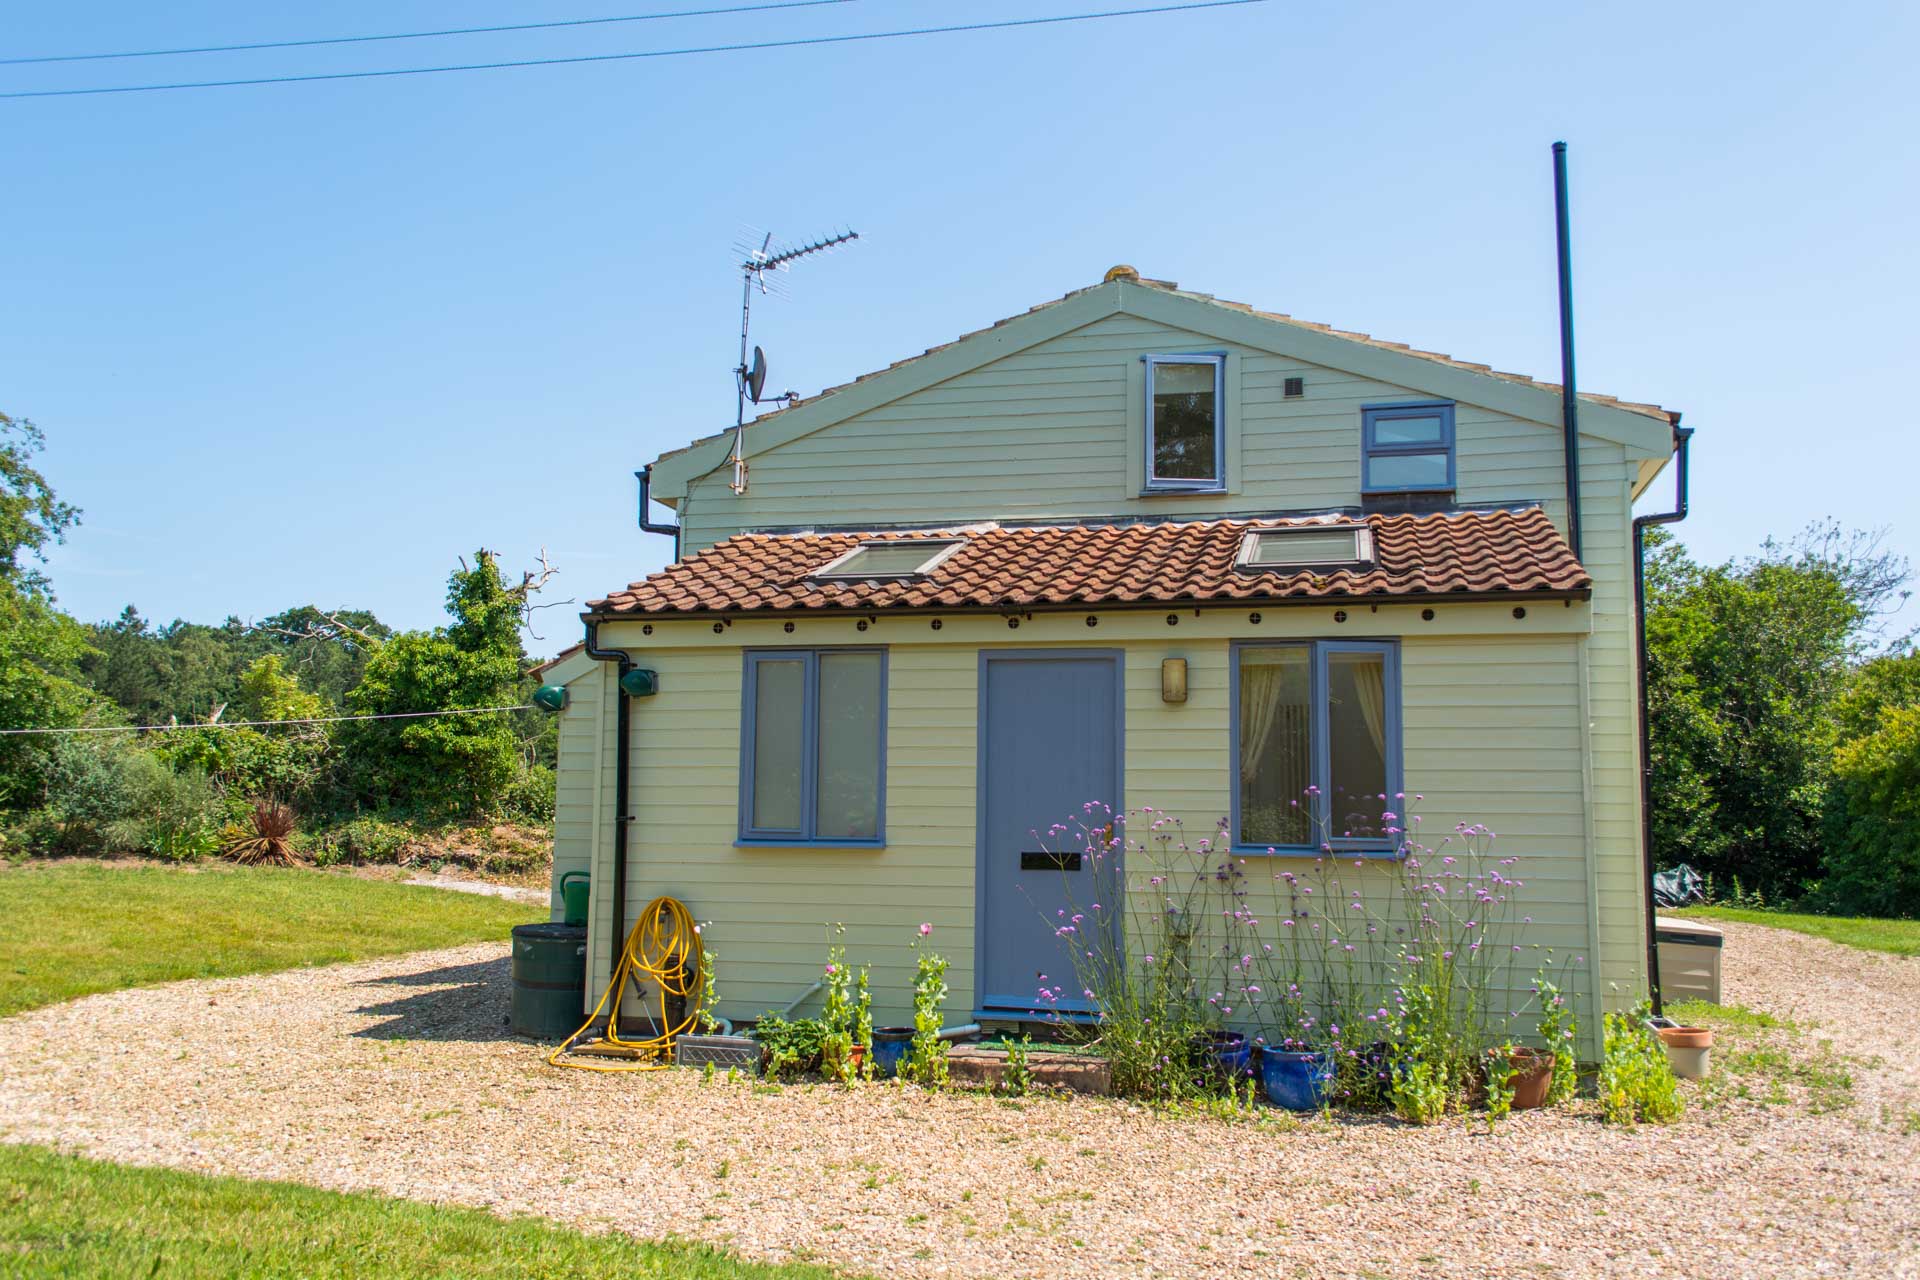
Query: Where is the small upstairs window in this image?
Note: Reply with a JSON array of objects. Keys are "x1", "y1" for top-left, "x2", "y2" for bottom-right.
[
  {"x1": 1144, "y1": 354, "x2": 1225, "y2": 492},
  {"x1": 1237, "y1": 526, "x2": 1373, "y2": 571},
  {"x1": 1362, "y1": 401, "x2": 1455, "y2": 494},
  {"x1": 811, "y1": 539, "x2": 963, "y2": 580}
]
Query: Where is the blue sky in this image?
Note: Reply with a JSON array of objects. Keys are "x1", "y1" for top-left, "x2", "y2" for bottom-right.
[{"x1": 6, "y1": 0, "x2": 1917, "y2": 656}]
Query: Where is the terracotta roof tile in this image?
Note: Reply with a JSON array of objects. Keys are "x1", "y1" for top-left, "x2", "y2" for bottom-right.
[{"x1": 586, "y1": 508, "x2": 1589, "y2": 617}]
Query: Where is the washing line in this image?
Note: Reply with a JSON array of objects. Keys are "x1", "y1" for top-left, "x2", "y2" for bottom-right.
[{"x1": 0, "y1": 705, "x2": 534, "y2": 736}]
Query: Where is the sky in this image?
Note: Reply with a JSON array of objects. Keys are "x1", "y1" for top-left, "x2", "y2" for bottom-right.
[{"x1": 6, "y1": 0, "x2": 1917, "y2": 658}]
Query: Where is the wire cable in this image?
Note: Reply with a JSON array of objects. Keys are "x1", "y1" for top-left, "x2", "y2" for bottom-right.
[
  {"x1": 0, "y1": 705, "x2": 534, "y2": 735},
  {"x1": 0, "y1": 1, "x2": 1265, "y2": 100},
  {"x1": 0, "y1": 0, "x2": 863, "y2": 67}
]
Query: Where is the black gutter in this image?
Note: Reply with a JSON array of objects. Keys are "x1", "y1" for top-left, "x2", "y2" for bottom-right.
[
  {"x1": 581, "y1": 618, "x2": 633, "y2": 1035},
  {"x1": 635, "y1": 466, "x2": 681, "y2": 561},
  {"x1": 1632, "y1": 420, "x2": 1693, "y2": 1014},
  {"x1": 1553, "y1": 141, "x2": 1583, "y2": 561}
]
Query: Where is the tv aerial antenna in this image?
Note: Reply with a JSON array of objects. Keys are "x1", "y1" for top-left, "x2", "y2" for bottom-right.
[{"x1": 727, "y1": 226, "x2": 859, "y2": 494}]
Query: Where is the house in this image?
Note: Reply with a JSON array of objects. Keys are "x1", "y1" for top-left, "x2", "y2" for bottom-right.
[{"x1": 535, "y1": 267, "x2": 1688, "y2": 1053}]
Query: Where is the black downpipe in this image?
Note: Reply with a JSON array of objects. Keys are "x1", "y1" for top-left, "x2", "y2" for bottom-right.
[
  {"x1": 1633, "y1": 422, "x2": 1693, "y2": 1013},
  {"x1": 582, "y1": 618, "x2": 632, "y2": 1035},
  {"x1": 636, "y1": 466, "x2": 681, "y2": 561},
  {"x1": 1553, "y1": 141, "x2": 1583, "y2": 562}
]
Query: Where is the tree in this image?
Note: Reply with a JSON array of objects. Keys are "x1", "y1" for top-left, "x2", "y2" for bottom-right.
[
  {"x1": 341, "y1": 550, "x2": 545, "y2": 818},
  {"x1": 1823, "y1": 702, "x2": 1920, "y2": 918},
  {"x1": 1644, "y1": 524, "x2": 1910, "y2": 898},
  {"x1": 0, "y1": 413, "x2": 95, "y2": 806}
]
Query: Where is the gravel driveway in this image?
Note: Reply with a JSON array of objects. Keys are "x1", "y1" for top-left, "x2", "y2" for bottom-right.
[{"x1": 2, "y1": 921, "x2": 1916, "y2": 1280}]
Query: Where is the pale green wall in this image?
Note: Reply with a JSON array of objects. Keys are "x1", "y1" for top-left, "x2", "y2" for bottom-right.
[{"x1": 554, "y1": 605, "x2": 1607, "y2": 1052}]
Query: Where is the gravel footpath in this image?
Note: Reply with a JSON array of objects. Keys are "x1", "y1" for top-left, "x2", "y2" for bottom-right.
[{"x1": 2, "y1": 926, "x2": 1916, "y2": 1280}]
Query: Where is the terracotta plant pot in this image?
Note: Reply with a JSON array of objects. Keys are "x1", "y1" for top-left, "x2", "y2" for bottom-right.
[
  {"x1": 1507, "y1": 1046, "x2": 1557, "y2": 1110},
  {"x1": 1656, "y1": 1024, "x2": 1713, "y2": 1079}
]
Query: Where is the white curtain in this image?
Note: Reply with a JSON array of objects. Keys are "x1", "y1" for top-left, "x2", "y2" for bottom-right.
[
  {"x1": 1239, "y1": 663, "x2": 1285, "y2": 783},
  {"x1": 1351, "y1": 657, "x2": 1386, "y2": 755}
]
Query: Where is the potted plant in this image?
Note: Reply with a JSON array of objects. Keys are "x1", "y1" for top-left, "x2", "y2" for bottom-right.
[
  {"x1": 1260, "y1": 1041, "x2": 1333, "y2": 1111},
  {"x1": 1506, "y1": 1045, "x2": 1558, "y2": 1110}
]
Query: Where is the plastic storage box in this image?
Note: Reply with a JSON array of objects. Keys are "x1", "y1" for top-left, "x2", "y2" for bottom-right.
[{"x1": 1655, "y1": 916, "x2": 1724, "y2": 1005}]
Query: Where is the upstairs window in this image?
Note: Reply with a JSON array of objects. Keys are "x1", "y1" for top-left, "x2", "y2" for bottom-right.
[
  {"x1": 1144, "y1": 354, "x2": 1225, "y2": 492},
  {"x1": 1362, "y1": 401, "x2": 1455, "y2": 494},
  {"x1": 741, "y1": 649, "x2": 886, "y2": 845},
  {"x1": 1237, "y1": 526, "x2": 1373, "y2": 571},
  {"x1": 1233, "y1": 640, "x2": 1401, "y2": 852}
]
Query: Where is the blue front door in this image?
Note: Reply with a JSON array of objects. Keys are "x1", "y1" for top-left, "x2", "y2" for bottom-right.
[{"x1": 977, "y1": 651, "x2": 1122, "y2": 1013}]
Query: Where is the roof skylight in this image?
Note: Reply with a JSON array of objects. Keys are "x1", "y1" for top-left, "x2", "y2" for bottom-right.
[
  {"x1": 810, "y1": 539, "x2": 965, "y2": 580},
  {"x1": 1236, "y1": 526, "x2": 1372, "y2": 571}
]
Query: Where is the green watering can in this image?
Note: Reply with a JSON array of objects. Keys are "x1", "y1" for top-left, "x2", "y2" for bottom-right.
[{"x1": 558, "y1": 871, "x2": 590, "y2": 927}]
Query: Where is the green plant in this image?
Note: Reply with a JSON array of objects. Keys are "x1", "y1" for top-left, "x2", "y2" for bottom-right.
[
  {"x1": 749, "y1": 1013, "x2": 827, "y2": 1082},
  {"x1": 902, "y1": 924, "x2": 949, "y2": 1087},
  {"x1": 695, "y1": 942, "x2": 722, "y2": 1034},
  {"x1": 1535, "y1": 967, "x2": 1580, "y2": 1106},
  {"x1": 1000, "y1": 1034, "x2": 1035, "y2": 1097},
  {"x1": 1481, "y1": 1043, "x2": 1518, "y2": 1132},
  {"x1": 819, "y1": 928, "x2": 868, "y2": 1085},
  {"x1": 102, "y1": 756, "x2": 224, "y2": 862},
  {"x1": 1598, "y1": 1001, "x2": 1683, "y2": 1126}
]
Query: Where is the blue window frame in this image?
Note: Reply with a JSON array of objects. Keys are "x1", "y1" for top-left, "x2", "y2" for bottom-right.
[
  {"x1": 1143, "y1": 353, "x2": 1226, "y2": 492},
  {"x1": 1361, "y1": 401, "x2": 1456, "y2": 494},
  {"x1": 1230, "y1": 640, "x2": 1402, "y2": 854},
  {"x1": 739, "y1": 648, "x2": 887, "y2": 846}
]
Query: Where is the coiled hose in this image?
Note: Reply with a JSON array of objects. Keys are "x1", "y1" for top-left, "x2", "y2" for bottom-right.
[{"x1": 547, "y1": 895, "x2": 701, "y2": 1073}]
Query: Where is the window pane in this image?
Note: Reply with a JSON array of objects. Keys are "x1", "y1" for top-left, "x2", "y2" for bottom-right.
[
  {"x1": 1371, "y1": 413, "x2": 1446, "y2": 446},
  {"x1": 816, "y1": 652, "x2": 883, "y2": 840},
  {"x1": 1365, "y1": 450, "x2": 1450, "y2": 491},
  {"x1": 751, "y1": 658, "x2": 806, "y2": 832},
  {"x1": 1151, "y1": 362, "x2": 1218, "y2": 481},
  {"x1": 1237, "y1": 647, "x2": 1312, "y2": 847},
  {"x1": 816, "y1": 541, "x2": 955, "y2": 578},
  {"x1": 1327, "y1": 651, "x2": 1390, "y2": 841},
  {"x1": 1246, "y1": 528, "x2": 1361, "y2": 566}
]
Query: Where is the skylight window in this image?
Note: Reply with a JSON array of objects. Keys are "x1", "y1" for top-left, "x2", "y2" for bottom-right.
[
  {"x1": 810, "y1": 539, "x2": 964, "y2": 580},
  {"x1": 1236, "y1": 527, "x2": 1372, "y2": 571}
]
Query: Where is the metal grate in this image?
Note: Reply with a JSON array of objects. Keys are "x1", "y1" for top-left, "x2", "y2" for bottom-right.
[
  {"x1": 676, "y1": 1034, "x2": 761, "y2": 1073},
  {"x1": 1283, "y1": 375, "x2": 1305, "y2": 398}
]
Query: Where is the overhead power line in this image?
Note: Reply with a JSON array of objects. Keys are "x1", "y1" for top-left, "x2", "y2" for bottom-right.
[
  {"x1": 0, "y1": 0, "x2": 863, "y2": 67},
  {"x1": 0, "y1": 705, "x2": 535, "y2": 736},
  {"x1": 0, "y1": 0, "x2": 1265, "y2": 100}
]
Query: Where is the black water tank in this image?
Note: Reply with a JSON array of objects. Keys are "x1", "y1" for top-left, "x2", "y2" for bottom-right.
[{"x1": 509, "y1": 922, "x2": 587, "y2": 1040}]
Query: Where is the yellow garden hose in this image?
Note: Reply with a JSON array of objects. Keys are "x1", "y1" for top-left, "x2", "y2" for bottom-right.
[{"x1": 547, "y1": 895, "x2": 702, "y2": 1073}]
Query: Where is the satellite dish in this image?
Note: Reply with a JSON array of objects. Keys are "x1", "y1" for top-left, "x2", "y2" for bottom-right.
[{"x1": 745, "y1": 346, "x2": 769, "y2": 404}]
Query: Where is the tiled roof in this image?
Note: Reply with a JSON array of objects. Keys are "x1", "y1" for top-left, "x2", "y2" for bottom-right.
[
  {"x1": 585, "y1": 508, "x2": 1590, "y2": 617},
  {"x1": 652, "y1": 273, "x2": 1674, "y2": 468}
]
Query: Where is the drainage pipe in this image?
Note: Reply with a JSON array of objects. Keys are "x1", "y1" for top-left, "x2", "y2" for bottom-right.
[
  {"x1": 1632, "y1": 421, "x2": 1693, "y2": 1014},
  {"x1": 582, "y1": 618, "x2": 633, "y2": 1034},
  {"x1": 635, "y1": 466, "x2": 681, "y2": 561},
  {"x1": 1553, "y1": 141, "x2": 1583, "y2": 561}
]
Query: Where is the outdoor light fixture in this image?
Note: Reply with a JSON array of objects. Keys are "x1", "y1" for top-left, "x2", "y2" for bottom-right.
[{"x1": 1161, "y1": 657, "x2": 1188, "y2": 704}]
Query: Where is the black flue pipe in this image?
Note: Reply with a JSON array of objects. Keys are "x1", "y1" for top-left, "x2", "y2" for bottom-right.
[
  {"x1": 1633, "y1": 422, "x2": 1693, "y2": 1014},
  {"x1": 635, "y1": 465, "x2": 681, "y2": 560},
  {"x1": 1553, "y1": 141, "x2": 1583, "y2": 561}
]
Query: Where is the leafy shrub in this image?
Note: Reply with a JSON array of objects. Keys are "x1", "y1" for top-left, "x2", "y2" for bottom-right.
[
  {"x1": 1598, "y1": 1002, "x2": 1683, "y2": 1126},
  {"x1": 222, "y1": 799, "x2": 300, "y2": 867},
  {"x1": 498, "y1": 763, "x2": 556, "y2": 825},
  {"x1": 308, "y1": 816, "x2": 422, "y2": 867},
  {"x1": 102, "y1": 755, "x2": 223, "y2": 862},
  {"x1": 1818, "y1": 703, "x2": 1920, "y2": 918},
  {"x1": 999, "y1": 1034, "x2": 1035, "y2": 1097},
  {"x1": 819, "y1": 930, "x2": 872, "y2": 1084},
  {"x1": 42, "y1": 733, "x2": 145, "y2": 847},
  {"x1": 749, "y1": 1013, "x2": 827, "y2": 1081},
  {"x1": 903, "y1": 926, "x2": 950, "y2": 1088}
]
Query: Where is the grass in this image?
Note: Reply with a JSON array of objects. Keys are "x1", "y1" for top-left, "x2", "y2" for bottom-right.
[
  {"x1": 0, "y1": 1145, "x2": 848, "y2": 1279},
  {"x1": 0, "y1": 862, "x2": 541, "y2": 1017},
  {"x1": 1669, "y1": 998, "x2": 1859, "y2": 1114},
  {"x1": 1672, "y1": 906, "x2": 1920, "y2": 956}
]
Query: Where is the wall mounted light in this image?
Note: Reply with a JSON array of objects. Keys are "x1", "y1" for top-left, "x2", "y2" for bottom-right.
[{"x1": 1161, "y1": 657, "x2": 1188, "y2": 704}]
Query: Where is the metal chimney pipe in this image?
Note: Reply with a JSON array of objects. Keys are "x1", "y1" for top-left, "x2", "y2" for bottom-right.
[{"x1": 1553, "y1": 141, "x2": 1583, "y2": 561}]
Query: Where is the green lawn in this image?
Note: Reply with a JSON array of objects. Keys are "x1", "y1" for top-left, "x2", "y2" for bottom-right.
[
  {"x1": 1674, "y1": 905, "x2": 1920, "y2": 957},
  {"x1": 0, "y1": 1145, "x2": 847, "y2": 1279},
  {"x1": 0, "y1": 862, "x2": 541, "y2": 1017}
]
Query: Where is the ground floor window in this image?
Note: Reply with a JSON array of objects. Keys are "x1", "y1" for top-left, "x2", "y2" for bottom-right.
[
  {"x1": 740, "y1": 648, "x2": 886, "y2": 844},
  {"x1": 1232, "y1": 640, "x2": 1400, "y2": 852}
]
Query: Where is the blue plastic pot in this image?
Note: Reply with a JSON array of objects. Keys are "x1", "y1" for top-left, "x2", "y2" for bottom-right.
[
  {"x1": 870, "y1": 1028, "x2": 913, "y2": 1079},
  {"x1": 1261, "y1": 1049, "x2": 1332, "y2": 1110},
  {"x1": 1193, "y1": 1030, "x2": 1252, "y2": 1081}
]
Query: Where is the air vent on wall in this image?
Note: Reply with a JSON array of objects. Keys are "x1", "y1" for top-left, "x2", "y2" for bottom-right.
[{"x1": 1284, "y1": 376, "x2": 1305, "y2": 398}]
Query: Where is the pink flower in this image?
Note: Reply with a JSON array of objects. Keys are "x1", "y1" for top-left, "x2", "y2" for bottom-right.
[{"x1": 918, "y1": 922, "x2": 933, "y2": 937}]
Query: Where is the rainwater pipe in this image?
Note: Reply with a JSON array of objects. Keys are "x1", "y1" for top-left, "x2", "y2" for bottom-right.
[
  {"x1": 581, "y1": 618, "x2": 634, "y2": 1035},
  {"x1": 1633, "y1": 421, "x2": 1693, "y2": 1014}
]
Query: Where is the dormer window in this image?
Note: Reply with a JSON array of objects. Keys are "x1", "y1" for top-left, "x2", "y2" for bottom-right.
[
  {"x1": 1236, "y1": 525, "x2": 1373, "y2": 571},
  {"x1": 1362, "y1": 401, "x2": 1455, "y2": 494},
  {"x1": 810, "y1": 539, "x2": 963, "y2": 580},
  {"x1": 1144, "y1": 354, "x2": 1226, "y2": 492}
]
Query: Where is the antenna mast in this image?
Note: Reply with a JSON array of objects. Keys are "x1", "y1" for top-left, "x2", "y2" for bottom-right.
[{"x1": 728, "y1": 226, "x2": 859, "y2": 494}]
